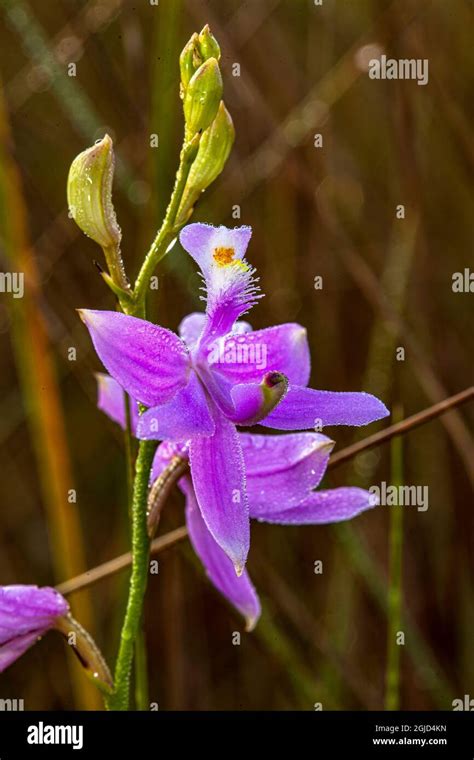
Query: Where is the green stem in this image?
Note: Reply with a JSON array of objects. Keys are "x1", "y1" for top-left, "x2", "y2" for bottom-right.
[
  {"x1": 123, "y1": 393, "x2": 150, "y2": 705},
  {"x1": 385, "y1": 406, "x2": 404, "y2": 710},
  {"x1": 124, "y1": 393, "x2": 134, "y2": 520},
  {"x1": 134, "y1": 624, "x2": 149, "y2": 710},
  {"x1": 103, "y1": 243, "x2": 130, "y2": 294},
  {"x1": 106, "y1": 439, "x2": 157, "y2": 710},
  {"x1": 132, "y1": 136, "x2": 199, "y2": 314}
]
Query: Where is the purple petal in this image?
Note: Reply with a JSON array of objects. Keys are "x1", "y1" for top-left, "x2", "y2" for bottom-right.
[
  {"x1": 206, "y1": 324, "x2": 310, "y2": 386},
  {"x1": 179, "y1": 312, "x2": 253, "y2": 351},
  {"x1": 136, "y1": 371, "x2": 215, "y2": 441},
  {"x1": 183, "y1": 478, "x2": 260, "y2": 631},
  {"x1": 79, "y1": 310, "x2": 190, "y2": 407},
  {"x1": 241, "y1": 432, "x2": 334, "y2": 517},
  {"x1": 0, "y1": 585, "x2": 69, "y2": 672},
  {"x1": 196, "y1": 365, "x2": 235, "y2": 418},
  {"x1": 96, "y1": 373, "x2": 139, "y2": 434},
  {"x1": 179, "y1": 224, "x2": 260, "y2": 339},
  {"x1": 179, "y1": 312, "x2": 253, "y2": 354},
  {"x1": 254, "y1": 487, "x2": 377, "y2": 524},
  {"x1": 0, "y1": 585, "x2": 69, "y2": 641},
  {"x1": 260, "y1": 385, "x2": 390, "y2": 430},
  {"x1": 189, "y1": 407, "x2": 249, "y2": 574},
  {"x1": 0, "y1": 631, "x2": 45, "y2": 673},
  {"x1": 231, "y1": 320, "x2": 253, "y2": 335},
  {"x1": 178, "y1": 312, "x2": 207, "y2": 350},
  {"x1": 151, "y1": 441, "x2": 189, "y2": 483}
]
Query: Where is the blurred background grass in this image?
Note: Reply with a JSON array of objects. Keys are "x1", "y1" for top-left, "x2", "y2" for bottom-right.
[{"x1": 0, "y1": 0, "x2": 472, "y2": 710}]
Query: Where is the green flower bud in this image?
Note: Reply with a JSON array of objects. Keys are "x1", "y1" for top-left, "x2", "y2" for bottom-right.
[
  {"x1": 183, "y1": 57, "x2": 223, "y2": 136},
  {"x1": 187, "y1": 101, "x2": 234, "y2": 191},
  {"x1": 67, "y1": 135, "x2": 130, "y2": 297},
  {"x1": 179, "y1": 33, "x2": 200, "y2": 91},
  {"x1": 177, "y1": 102, "x2": 234, "y2": 224},
  {"x1": 197, "y1": 25, "x2": 220, "y2": 62},
  {"x1": 67, "y1": 134, "x2": 121, "y2": 249}
]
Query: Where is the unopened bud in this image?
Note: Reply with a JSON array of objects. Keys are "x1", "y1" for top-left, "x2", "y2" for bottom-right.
[
  {"x1": 183, "y1": 57, "x2": 223, "y2": 136},
  {"x1": 177, "y1": 102, "x2": 234, "y2": 224},
  {"x1": 67, "y1": 135, "x2": 130, "y2": 296},
  {"x1": 180, "y1": 27, "x2": 221, "y2": 95},
  {"x1": 179, "y1": 33, "x2": 200, "y2": 91},
  {"x1": 197, "y1": 25, "x2": 220, "y2": 62},
  {"x1": 67, "y1": 134, "x2": 121, "y2": 249}
]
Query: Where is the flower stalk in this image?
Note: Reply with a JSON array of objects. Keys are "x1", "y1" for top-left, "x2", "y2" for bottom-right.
[
  {"x1": 131, "y1": 134, "x2": 200, "y2": 315},
  {"x1": 106, "y1": 439, "x2": 157, "y2": 711},
  {"x1": 134, "y1": 625, "x2": 150, "y2": 711}
]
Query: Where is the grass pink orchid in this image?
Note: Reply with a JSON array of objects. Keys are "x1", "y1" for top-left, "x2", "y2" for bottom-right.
[{"x1": 82, "y1": 224, "x2": 388, "y2": 576}]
